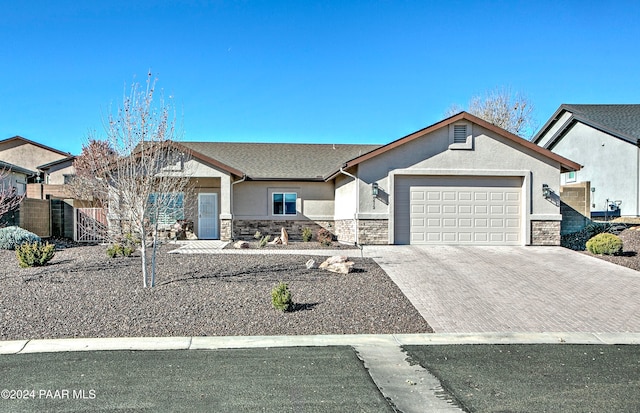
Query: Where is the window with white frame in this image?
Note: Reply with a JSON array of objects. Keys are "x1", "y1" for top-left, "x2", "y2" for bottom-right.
[
  {"x1": 273, "y1": 192, "x2": 297, "y2": 215},
  {"x1": 148, "y1": 192, "x2": 185, "y2": 226},
  {"x1": 565, "y1": 171, "x2": 576, "y2": 183}
]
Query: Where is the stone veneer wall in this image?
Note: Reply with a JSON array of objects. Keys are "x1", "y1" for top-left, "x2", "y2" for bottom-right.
[
  {"x1": 357, "y1": 219, "x2": 389, "y2": 245},
  {"x1": 531, "y1": 220, "x2": 561, "y2": 246},
  {"x1": 220, "y1": 219, "x2": 232, "y2": 241},
  {"x1": 232, "y1": 220, "x2": 334, "y2": 241},
  {"x1": 334, "y1": 219, "x2": 356, "y2": 244}
]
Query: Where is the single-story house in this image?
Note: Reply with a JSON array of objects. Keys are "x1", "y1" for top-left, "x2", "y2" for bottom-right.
[
  {"x1": 165, "y1": 111, "x2": 579, "y2": 246},
  {"x1": 533, "y1": 104, "x2": 640, "y2": 217}
]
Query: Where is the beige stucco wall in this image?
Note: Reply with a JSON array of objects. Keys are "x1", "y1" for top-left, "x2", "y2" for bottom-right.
[
  {"x1": 356, "y1": 122, "x2": 562, "y2": 215},
  {"x1": 342, "y1": 121, "x2": 564, "y2": 244},
  {"x1": 46, "y1": 163, "x2": 75, "y2": 185},
  {"x1": 233, "y1": 180, "x2": 334, "y2": 220},
  {"x1": 1, "y1": 171, "x2": 28, "y2": 195},
  {"x1": 0, "y1": 141, "x2": 68, "y2": 172},
  {"x1": 334, "y1": 173, "x2": 356, "y2": 220},
  {"x1": 551, "y1": 123, "x2": 638, "y2": 216}
]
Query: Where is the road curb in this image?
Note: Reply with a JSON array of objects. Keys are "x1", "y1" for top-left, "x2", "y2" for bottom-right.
[{"x1": 3, "y1": 332, "x2": 640, "y2": 354}]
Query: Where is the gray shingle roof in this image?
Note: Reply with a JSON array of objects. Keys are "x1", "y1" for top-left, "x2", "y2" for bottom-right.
[
  {"x1": 180, "y1": 142, "x2": 381, "y2": 180},
  {"x1": 561, "y1": 104, "x2": 640, "y2": 142}
]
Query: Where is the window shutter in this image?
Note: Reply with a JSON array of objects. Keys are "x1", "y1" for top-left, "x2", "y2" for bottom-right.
[{"x1": 453, "y1": 125, "x2": 467, "y2": 143}]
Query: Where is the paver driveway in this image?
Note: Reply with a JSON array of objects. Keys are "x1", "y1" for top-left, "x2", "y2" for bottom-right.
[{"x1": 364, "y1": 245, "x2": 640, "y2": 333}]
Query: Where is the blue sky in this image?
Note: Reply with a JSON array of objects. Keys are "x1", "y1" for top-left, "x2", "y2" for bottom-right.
[{"x1": 2, "y1": 0, "x2": 639, "y2": 155}]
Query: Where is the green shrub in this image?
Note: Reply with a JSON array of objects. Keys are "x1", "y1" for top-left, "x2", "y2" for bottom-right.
[
  {"x1": 258, "y1": 235, "x2": 271, "y2": 248},
  {"x1": 271, "y1": 281, "x2": 293, "y2": 312},
  {"x1": 107, "y1": 242, "x2": 135, "y2": 258},
  {"x1": 254, "y1": 231, "x2": 262, "y2": 240},
  {"x1": 302, "y1": 227, "x2": 313, "y2": 242},
  {"x1": 586, "y1": 233, "x2": 623, "y2": 255},
  {"x1": 16, "y1": 242, "x2": 56, "y2": 268},
  {"x1": 316, "y1": 228, "x2": 333, "y2": 246},
  {"x1": 0, "y1": 226, "x2": 40, "y2": 250}
]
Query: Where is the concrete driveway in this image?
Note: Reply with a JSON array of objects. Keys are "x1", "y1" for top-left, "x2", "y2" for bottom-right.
[{"x1": 364, "y1": 245, "x2": 640, "y2": 333}]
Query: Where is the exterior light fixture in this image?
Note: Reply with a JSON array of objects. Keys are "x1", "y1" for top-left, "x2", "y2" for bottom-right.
[
  {"x1": 542, "y1": 184, "x2": 550, "y2": 199},
  {"x1": 372, "y1": 183, "x2": 379, "y2": 197}
]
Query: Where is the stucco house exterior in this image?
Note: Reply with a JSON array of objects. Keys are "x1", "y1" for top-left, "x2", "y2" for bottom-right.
[
  {"x1": 533, "y1": 104, "x2": 640, "y2": 218},
  {"x1": 0, "y1": 136, "x2": 76, "y2": 199},
  {"x1": 169, "y1": 112, "x2": 579, "y2": 245}
]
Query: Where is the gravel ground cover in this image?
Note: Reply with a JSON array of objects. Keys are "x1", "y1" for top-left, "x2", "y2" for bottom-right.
[
  {"x1": 223, "y1": 240, "x2": 358, "y2": 250},
  {"x1": 0, "y1": 244, "x2": 432, "y2": 340},
  {"x1": 581, "y1": 227, "x2": 640, "y2": 271}
]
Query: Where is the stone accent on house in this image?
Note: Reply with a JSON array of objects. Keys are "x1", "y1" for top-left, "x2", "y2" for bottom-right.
[
  {"x1": 531, "y1": 220, "x2": 561, "y2": 246},
  {"x1": 232, "y1": 220, "x2": 334, "y2": 241},
  {"x1": 220, "y1": 219, "x2": 232, "y2": 241},
  {"x1": 357, "y1": 219, "x2": 389, "y2": 245},
  {"x1": 334, "y1": 219, "x2": 356, "y2": 244}
]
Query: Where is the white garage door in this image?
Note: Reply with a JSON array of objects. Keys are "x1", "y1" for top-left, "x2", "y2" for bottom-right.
[{"x1": 394, "y1": 176, "x2": 523, "y2": 245}]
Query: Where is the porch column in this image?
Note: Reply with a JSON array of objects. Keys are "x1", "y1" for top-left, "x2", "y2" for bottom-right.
[{"x1": 219, "y1": 174, "x2": 232, "y2": 240}]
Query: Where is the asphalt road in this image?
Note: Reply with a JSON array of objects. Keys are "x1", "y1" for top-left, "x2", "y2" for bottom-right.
[{"x1": 0, "y1": 346, "x2": 395, "y2": 413}]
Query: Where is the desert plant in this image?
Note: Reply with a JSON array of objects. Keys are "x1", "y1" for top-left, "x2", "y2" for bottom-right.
[
  {"x1": 0, "y1": 226, "x2": 41, "y2": 250},
  {"x1": 271, "y1": 281, "x2": 293, "y2": 312},
  {"x1": 302, "y1": 227, "x2": 313, "y2": 242},
  {"x1": 586, "y1": 233, "x2": 623, "y2": 255},
  {"x1": 106, "y1": 244, "x2": 122, "y2": 258},
  {"x1": 254, "y1": 230, "x2": 262, "y2": 240},
  {"x1": 316, "y1": 228, "x2": 333, "y2": 246},
  {"x1": 258, "y1": 235, "x2": 271, "y2": 248},
  {"x1": 16, "y1": 242, "x2": 56, "y2": 268}
]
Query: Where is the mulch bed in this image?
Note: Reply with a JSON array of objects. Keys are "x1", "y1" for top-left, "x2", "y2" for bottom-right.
[{"x1": 0, "y1": 244, "x2": 432, "y2": 340}]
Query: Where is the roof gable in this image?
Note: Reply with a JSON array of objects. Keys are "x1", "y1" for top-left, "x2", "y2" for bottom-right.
[
  {"x1": 0, "y1": 136, "x2": 72, "y2": 158},
  {"x1": 338, "y1": 112, "x2": 580, "y2": 173},
  {"x1": 533, "y1": 104, "x2": 640, "y2": 146}
]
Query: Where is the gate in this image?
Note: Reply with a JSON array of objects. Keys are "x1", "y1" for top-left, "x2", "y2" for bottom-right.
[{"x1": 74, "y1": 208, "x2": 107, "y2": 243}]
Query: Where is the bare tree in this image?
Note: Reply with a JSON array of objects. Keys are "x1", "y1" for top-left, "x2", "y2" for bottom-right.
[
  {"x1": 445, "y1": 87, "x2": 537, "y2": 138},
  {"x1": 86, "y1": 73, "x2": 192, "y2": 287},
  {"x1": 0, "y1": 168, "x2": 24, "y2": 225}
]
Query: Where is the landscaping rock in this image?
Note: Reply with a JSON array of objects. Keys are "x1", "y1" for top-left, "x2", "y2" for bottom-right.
[
  {"x1": 319, "y1": 256, "x2": 348, "y2": 269},
  {"x1": 281, "y1": 227, "x2": 289, "y2": 245},
  {"x1": 233, "y1": 241, "x2": 249, "y2": 249},
  {"x1": 305, "y1": 259, "x2": 316, "y2": 269},
  {"x1": 325, "y1": 261, "x2": 355, "y2": 274}
]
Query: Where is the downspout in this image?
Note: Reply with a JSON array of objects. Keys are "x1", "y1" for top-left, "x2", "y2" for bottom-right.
[
  {"x1": 230, "y1": 174, "x2": 246, "y2": 240},
  {"x1": 339, "y1": 167, "x2": 359, "y2": 246}
]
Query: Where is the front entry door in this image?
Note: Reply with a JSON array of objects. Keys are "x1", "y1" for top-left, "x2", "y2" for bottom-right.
[{"x1": 198, "y1": 193, "x2": 219, "y2": 239}]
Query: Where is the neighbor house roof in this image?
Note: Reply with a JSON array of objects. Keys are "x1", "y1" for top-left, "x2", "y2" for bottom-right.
[
  {"x1": 334, "y1": 112, "x2": 581, "y2": 175},
  {"x1": 179, "y1": 142, "x2": 381, "y2": 180},
  {"x1": 37, "y1": 156, "x2": 76, "y2": 171},
  {"x1": 533, "y1": 104, "x2": 640, "y2": 146},
  {"x1": 0, "y1": 160, "x2": 36, "y2": 176},
  {"x1": 0, "y1": 136, "x2": 73, "y2": 157}
]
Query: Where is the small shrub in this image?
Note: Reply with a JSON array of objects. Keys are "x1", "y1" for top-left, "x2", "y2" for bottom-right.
[
  {"x1": 122, "y1": 245, "x2": 135, "y2": 257},
  {"x1": 302, "y1": 227, "x2": 313, "y2": 242},
  {"x1": 16, "y1": 242, "x2": 56, "y2": 268},
  {"x1": 107, "y1": 244, "x2": 123, "y2": 258},
  {"x1": 316, "y1": 228, "x2": 333, "y2": 246},
  {"x1": 271, "y1": 281, "x2": 293, "y2": 312},
  {"x1": 254, "y1": 231, "x2": 262, "y2": 240},
  {"x1": 0, "y1": 226, "x2": 40, "y2": 250},
  {"x1": 586, "y1": 233, "x2": 623, "y2": 255},
  {"x1": 258, "y1": 235, "x2": 271, "y2": 248}
]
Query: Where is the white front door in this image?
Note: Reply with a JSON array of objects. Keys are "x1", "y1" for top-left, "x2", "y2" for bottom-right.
[{"x1": 198, "y1": 193, "x2": 219, "y2": 239}]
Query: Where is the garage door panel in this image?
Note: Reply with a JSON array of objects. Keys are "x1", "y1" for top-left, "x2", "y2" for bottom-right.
[{"x1": 398, "y1": 176, "x2": 522, "y2": 246}]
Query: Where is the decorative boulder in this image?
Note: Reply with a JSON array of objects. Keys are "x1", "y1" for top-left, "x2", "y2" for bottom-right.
[
  {"x1": 280, "y1": 227, "x2": 289, "y2": 245},
  {"x1": 233, "y1": 240, "x2": 249, "y2": 249},
  {"x1": 319, "y1": 256, "x2": 354, "y2": 274},
  {"x1": 305, "y1": 259, "x2": 317, "y2": 269}
]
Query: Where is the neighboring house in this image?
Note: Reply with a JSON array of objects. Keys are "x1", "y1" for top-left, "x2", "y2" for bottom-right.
[
  {"x1": 533, "y1": 104, "x2": 640, "y2": 217},
  {"x1": 162, "y1": 111, "x2": 578, "y2": 245},
  {"x1": 0, "y1": 136, "x2": 76, "y2": 199},
  {"x1": 0, "y1": 160, "x2": 33, "y2": 196}
]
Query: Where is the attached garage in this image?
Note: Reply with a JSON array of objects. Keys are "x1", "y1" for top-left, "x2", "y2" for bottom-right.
[{"x1": 394, "y1": 176, "x2": 523, "y2": 245}]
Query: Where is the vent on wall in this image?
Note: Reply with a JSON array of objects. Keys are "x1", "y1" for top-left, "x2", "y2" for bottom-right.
[{"x1": 453, "y1": 125, "x2": 467, "y2": 144}]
